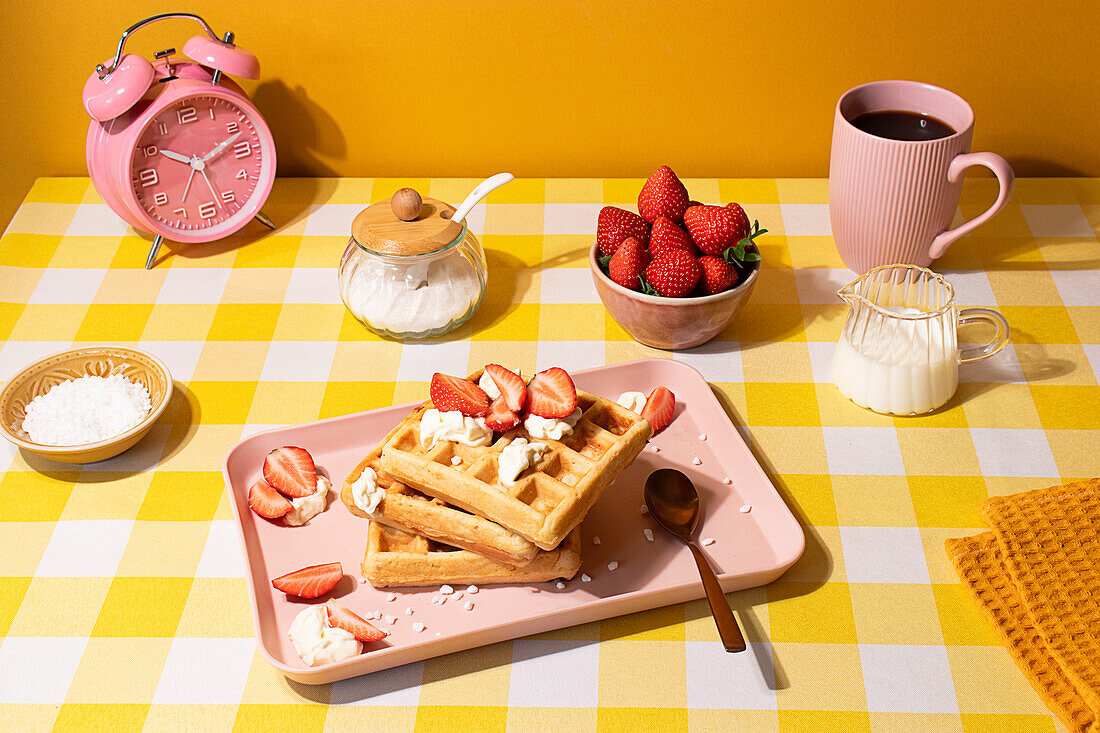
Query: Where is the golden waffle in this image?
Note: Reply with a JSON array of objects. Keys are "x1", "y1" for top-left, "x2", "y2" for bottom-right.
[
  {"x1": 946, "y1": 478, "x2": 1100, "y2": 732},
  {"x1": 380, "y1": 388, "x2": 652, "y2": 551},
  {"x1": 340, "y1": 421, "x2": 540, "y2": 567},
  {"x1": 362, "y1": 520, "x2": 582, "y2": 588}
]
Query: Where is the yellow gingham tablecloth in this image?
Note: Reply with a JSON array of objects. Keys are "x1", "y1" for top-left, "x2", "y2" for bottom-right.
[{"x1": 0, "y1": 176, "x2": 1098, "y2": 732}]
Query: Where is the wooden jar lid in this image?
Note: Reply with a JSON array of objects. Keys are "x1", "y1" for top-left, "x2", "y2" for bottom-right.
[{"x1": 351, "y1": 197, "x2": 463, "y2": 256}]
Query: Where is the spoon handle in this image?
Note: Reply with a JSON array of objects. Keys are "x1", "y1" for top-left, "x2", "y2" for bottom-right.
[
  {"x1": 450, "y1": 172, "x2": 514, "y2": 225},
  {"x1": 688, "y1": 541, "x2": 747, "y2": 653}
]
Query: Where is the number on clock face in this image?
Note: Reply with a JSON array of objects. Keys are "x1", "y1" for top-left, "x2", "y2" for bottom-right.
[{"x1": 130, "y1": 96, "x2": 264, "y2": 232}]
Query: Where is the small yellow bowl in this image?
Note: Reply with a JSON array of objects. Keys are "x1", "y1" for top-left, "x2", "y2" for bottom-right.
[{"x1": 0, "y1": 346, "x2": 173, "y2": 464}]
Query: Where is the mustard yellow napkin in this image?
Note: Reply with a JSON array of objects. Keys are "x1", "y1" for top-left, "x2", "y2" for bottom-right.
[{"x1": 946, "y1": 478, "x2": 1100, "y2": 733}]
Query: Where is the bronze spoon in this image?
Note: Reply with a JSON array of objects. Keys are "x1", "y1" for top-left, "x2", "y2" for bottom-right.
[{"x1": 645, "y1": 468, "x2": 747, "y2": 653}]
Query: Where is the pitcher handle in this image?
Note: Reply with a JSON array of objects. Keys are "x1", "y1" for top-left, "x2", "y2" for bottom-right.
[
  {"x1": 928, "y1": 153, "x2": 1015, "y2": 260},
  {"x1": 958, "y1": 307, "x2": 1010, "y2": 364}
]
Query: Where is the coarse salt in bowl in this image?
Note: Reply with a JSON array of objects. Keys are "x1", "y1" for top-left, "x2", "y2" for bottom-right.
[{"x1": 0, "y1": 346, "x2": 173, "y2": 464}]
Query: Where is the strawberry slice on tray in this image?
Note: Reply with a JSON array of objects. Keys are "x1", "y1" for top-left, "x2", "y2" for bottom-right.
[
  {"x1": 430, "y1": 373, "x2": 490, "y2": 417},
  {"x1": 526, "y1": 367, "x2": 578, "y2": 418},
  {"x1": 484, "y1": 364, "x2": 526, "y2": 412},
  {"x1": 263, "y1": 446, "x2": 318, "y2": 498},
  {"x1": 271, "y1": 562, "x2": 343, "y2": 599},
  {"x1": 641, "y1": 386, "x2": 676, "y2": 434},
  {"x1": 325, "y1": 599, "x2": 388, "y2": 642},
  {"x1": 247, "y1": 478, "x2": 293, "y2": 519}
]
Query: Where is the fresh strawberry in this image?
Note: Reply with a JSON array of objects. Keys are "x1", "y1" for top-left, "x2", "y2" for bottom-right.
[
  {"x1": 263, "y1": 446, "x2": 318, "y2": 498},
  {"x1": 640, "y1": 386, "x2": 675, "y2": 434},
  {"x1": 607, "y1": 236, "x2": 649, "y2": 291},
  {"x1": 430, "y1": 373, "x2": 490, "y2": 417},
  {"x1": 682, "y1": 204, "x2": 746, "y2": 256},
  {"x1": 484, "y1": 395, "x2": 521, "y2": 431},
  {"x1": 643, "y1": 250, "x2": 702, "y2": 297},
  {"x1": 596, "y1": 206, "x2": 650, "y2": 257},
  {"x1": 325, "y1": 599, "x2": 388, "y2": 642},
  {"x1": 648, "y1": 216, "x2": 697, "y2": 259},
  {"x1": 247, "y1": 478, "x2": 293, "y2": 519},
  {"x1": 484, "y1": 364, "x2": 526, "y2": 412},
  {"x1": 271, "y1": 562, "x2": 343, "y2": 599},
  {"x1": 721, "y1": 206, "x2": 766, "y2": 266},
  {"x1": 637, "y1": 165, "x2": 690, "y2": 224},
  {"x1": 698, "y1": 255, "x2": 740, "y2": 294},
  {"x1": 526, "y1": 367, "x2": 578, "y2": 418}
]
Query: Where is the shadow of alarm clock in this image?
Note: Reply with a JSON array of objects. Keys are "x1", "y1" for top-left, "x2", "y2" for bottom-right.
[{"x1": 83, "y1": 13, "x2": 277, "y2": 269}]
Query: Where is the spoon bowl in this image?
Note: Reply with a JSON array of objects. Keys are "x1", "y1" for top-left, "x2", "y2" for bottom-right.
[
  {"x1": 645, "y1": 468, "x2": 701, "y2": 539},
  {"x1": 645, "y1": 468, "x2": 747, "y2": 653}
]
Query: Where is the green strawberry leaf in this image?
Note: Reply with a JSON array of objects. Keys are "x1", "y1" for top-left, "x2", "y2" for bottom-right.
[
  {"x1": 742, "y1": 252, "x2": 762, "y2": 262},
  {"x1": 722, "y1": 244, "x2": 747, "y2": 264},
  {"x1": 639, "y1": 275, "x2": 660, "y2": 296},
  {"x1": 739, "y1": 220, "x2": 768, "y2": 246}
]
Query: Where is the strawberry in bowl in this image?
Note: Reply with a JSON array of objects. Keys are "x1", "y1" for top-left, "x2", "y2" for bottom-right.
[{"x1": 590, "y1": 165, "x2": 763, "y2": 350}]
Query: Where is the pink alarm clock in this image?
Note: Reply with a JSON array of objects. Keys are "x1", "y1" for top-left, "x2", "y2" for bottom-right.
[{"x1": 83, "y1": 13, "x2": 277, "y2": 268}]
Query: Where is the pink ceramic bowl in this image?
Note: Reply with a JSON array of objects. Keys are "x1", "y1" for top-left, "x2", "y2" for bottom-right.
[{"x1": 589, "y1": 242, "x2": 760, "y2": 350}]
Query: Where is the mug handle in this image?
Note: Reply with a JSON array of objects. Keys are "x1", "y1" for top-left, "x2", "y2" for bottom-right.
[
  {"x1": 928, "y1": 152, "x2": 1015, "y2": 260},
  {"x1": 957, "y1": 307, "x2": 1010, "y2": 364}
]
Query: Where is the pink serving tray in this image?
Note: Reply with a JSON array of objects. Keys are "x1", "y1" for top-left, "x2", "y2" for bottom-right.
[{"x1": 223, "y1": 358, "x2": 804, "y2": 684}]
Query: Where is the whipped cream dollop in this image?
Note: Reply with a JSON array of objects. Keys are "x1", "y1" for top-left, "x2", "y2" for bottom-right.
[
  {"x1": 524, "y1": 407, "x2": 582, "y2": 441},
  {"x1": 617, "y1": 391, "x2": 648, "y2": 414},
  {"x1": 284, "y1": 475, "x2": 330, "y2": 526},
  {"x1": 498, "y1": 437, "x2": 549, "y2": 486},
  {"x1": 350, "y1": 467, "x2": 384, "y2": 515},
  {"x1": 420, "y1": 408, "x2": 493, "y2": 449},
  {"x1": 287, "y1": 605, "x2": 361, "y2": 666}
]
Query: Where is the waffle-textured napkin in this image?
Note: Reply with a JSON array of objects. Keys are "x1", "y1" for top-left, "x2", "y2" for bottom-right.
[{"x1": 946, "y1": 478, "x2": 1100, "y2": 732}]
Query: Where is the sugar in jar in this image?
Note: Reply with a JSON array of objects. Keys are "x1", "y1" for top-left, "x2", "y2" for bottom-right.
[{"x1": 338, "y1": 190, "x2": 487, "y2": 339}]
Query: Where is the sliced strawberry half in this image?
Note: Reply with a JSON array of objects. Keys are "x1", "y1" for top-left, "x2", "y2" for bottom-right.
[
  {"x1": 484, "y1": 364, "x2": 526, "y2": 412},
  {"x1": 430, "y1": 373, "x2": 490, "y2": 417},
  {"x1": 526, "y1": 367, "x2": 578, "y2": 419},
  {"x1": 271, "y1": 562, "x2": 343, "y2": 599},
  {"x1": 263, "y1": 446, "x2": 318, "y2": 498},
  {"x1": 325, "y1": 599, "x2": 388, "y2": 642},
  {"x1": 640, "y1": 386, "x2": 675, "y2": 434},
  {"x1": 484, "y1": 395, "x2": 521, "y2": 432},
  {"x1": 247, "y1": 478, "x2": 293, "y2": 519}
]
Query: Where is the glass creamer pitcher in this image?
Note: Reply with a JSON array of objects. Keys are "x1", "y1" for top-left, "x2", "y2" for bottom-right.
[{"x1": 832, "y1": 264, "x2": 1009, "y2": 415}]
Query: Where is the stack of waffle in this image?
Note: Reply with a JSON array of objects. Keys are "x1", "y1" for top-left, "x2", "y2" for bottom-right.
[{"x1": 340, "y1": 376, "x2": 653, "y2": 588}]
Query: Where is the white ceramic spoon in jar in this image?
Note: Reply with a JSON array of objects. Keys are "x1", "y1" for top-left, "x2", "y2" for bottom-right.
[{"x1": 449, "y1": 172, "x2": 515, "y2": 225}]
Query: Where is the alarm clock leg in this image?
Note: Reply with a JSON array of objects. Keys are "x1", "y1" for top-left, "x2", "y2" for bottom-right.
[
  {"x1": 145, "y1": 235, "x2": 165, "y2": 270},
  {"x1": 254, "y1": 211, "x2": 275, "y2": 229}
]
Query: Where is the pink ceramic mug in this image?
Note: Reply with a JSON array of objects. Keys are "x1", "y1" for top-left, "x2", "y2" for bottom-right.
[{"x1": 829, "y1": 80, "x2": 1014, "y2": 273}]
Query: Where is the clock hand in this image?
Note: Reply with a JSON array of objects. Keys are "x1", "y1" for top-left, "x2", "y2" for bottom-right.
[
  {"x1": 181, "y1": 167, "x2": 196, "y2": 204},
  {"x1": 201, "y1": 132, "x2": 242, "y2": 163},
  {"x1": 159, "y1": 149, "x2": 192, "y2": 164},
  {"x1": 199, "y1": 167, "x2": 222, "y2": 208}
]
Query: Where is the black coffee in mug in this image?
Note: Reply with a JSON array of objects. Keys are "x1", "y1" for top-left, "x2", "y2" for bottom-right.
[{"x1": 850, "y1": 110, "x2": 956, "y2": 141}]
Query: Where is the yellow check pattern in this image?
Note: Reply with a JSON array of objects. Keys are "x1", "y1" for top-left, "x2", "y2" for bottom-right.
[{"x1": 1, "y1": 176, "x2": 1098, "y2": 732}]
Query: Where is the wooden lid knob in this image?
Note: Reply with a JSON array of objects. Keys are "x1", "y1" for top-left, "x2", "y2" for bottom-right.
[{"x1": 351, "y1": 196, "x2": 463, "y2": 256}]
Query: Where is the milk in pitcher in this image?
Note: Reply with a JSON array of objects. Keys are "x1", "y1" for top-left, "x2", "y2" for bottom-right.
[{"x1": 832, "y1": 306, "x2": 958, "y2": 415}]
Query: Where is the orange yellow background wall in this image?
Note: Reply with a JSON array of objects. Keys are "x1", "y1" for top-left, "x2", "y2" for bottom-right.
[{"x1": 2, "y1": 1, "x2": 1097, "y2": 229}]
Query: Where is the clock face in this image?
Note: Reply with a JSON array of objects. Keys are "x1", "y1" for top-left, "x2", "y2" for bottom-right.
[{"x1": 129, "y1": 95, "x2": 266, "y2": 235}]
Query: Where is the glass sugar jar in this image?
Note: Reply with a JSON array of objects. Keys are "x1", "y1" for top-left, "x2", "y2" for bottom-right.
[{"x1": 338, "y1": 189, "x2": 487, "y2": 339}]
